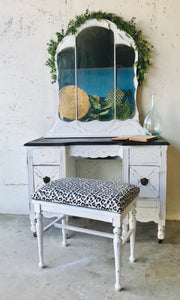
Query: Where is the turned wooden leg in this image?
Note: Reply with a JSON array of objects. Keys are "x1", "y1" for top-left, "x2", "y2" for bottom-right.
[
  {"x1": 62, "y1": 216, "x2": 67, "y2": 247},
  {"x1": 113, "y1": 226, "x2": 122, "y2": 291},
  {"x1": 36, "y1": 212, "x2": 46, "y2": 268},
  {"x1": 30, "y1": 212, "x2": 36, "y2": 237},
  {"x1": 158, "y1": 224, "x2": 165, "y2": 243},
  {"x1": 129, "y1": 208, "x2": 136, "y2": 263}
]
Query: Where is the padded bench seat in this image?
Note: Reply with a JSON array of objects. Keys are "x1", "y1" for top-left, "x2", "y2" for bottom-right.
[
  {"x1": 32, "y1": 177, "x2": 139, "y2": 213},
  {"x1": 32, "y1": 177, "x2": 139, "y2": 291}
]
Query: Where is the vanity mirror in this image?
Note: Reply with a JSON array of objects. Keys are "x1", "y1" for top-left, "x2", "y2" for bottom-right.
[{"x1": 45, "y1": 11, "x2": 150, "y2": 137}]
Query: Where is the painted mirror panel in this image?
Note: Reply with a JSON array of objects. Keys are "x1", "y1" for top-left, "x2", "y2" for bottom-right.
[
  {"x1": 57, "y1": 47, "x2": 76, "y2": 121},
  {"x1": 77, "y1": 26, "x2": 114, "y2": 121},
  {"x1": 116, "y1": 44, "x2": 135, "y2": 120}
]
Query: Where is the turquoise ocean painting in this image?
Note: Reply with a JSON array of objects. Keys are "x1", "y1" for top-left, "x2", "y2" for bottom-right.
[{"x1": 58, "y1": 67, "x2": 135, "y2": 121}]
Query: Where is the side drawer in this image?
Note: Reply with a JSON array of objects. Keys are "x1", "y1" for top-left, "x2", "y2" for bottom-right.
[
  {"x1": 32, "y1": 147, "x2": 65, "y2": 165},
  {"x1": 33, "y1": 165, "x2": 60, "y2": 190},
  {"x1": 130, "y1": 147, "x2": 161, "y2": 165},
  {"x1": 130, "y1": 165, "x2": 159, "y2": 198}
]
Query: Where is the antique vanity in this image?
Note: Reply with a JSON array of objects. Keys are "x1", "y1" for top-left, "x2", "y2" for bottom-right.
[{"x1": 25, "y1": 13, "x2": 169, "y2": 241}]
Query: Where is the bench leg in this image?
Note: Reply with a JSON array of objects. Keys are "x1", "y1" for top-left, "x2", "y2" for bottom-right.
[
  {"x1": 129, "y1": 208, "x2": 136, "y2": 263},
  {"x1": 36, "y1": 212, "x2": 46, "y2": 268},
  {"x1": 62, "y1": 216, "x2": 67, "y2": 247},
  {"x1": 113, "y1": 226, "x2": 122, "y2": 291}
]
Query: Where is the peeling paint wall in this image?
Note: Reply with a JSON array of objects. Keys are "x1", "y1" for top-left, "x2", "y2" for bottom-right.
[{"x1": 0, "y1": 0, "x2": 180, "y2": 219}]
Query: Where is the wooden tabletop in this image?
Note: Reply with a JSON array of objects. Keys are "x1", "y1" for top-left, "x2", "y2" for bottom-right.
[{"x1": 24, "y1": 137, "x2": 169, "y2": 147}]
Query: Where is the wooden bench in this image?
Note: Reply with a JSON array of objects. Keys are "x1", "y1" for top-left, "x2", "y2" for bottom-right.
[{"x1": 32, "y1": 177, "x2": 139, "y2": 291}]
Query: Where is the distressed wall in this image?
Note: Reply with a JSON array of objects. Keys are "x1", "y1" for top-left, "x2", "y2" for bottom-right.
[{"x1": 0, "y1": 0, "x2": 180, "y2": 219}]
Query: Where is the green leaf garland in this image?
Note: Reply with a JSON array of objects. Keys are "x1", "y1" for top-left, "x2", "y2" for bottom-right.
[{"x1": 45, "y1": 10, "x2": 150, "y2": 85}]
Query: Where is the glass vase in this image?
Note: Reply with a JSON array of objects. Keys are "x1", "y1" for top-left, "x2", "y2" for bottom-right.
[{"x1": 143, "y1": 94, "x2": 163, "y2": 137}]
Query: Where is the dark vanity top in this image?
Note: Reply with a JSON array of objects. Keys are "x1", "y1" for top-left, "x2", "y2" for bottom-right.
[{"x1": 24, "y1": 137, "x2": 169, "y2": 147}]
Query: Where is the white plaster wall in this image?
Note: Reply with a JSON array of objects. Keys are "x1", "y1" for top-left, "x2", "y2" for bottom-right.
[{"x1": 0, "y1": 0, "x2": 179, "y2": 219}]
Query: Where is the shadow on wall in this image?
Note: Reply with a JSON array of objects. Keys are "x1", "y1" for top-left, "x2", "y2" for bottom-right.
[
  {"x1": 136, "y1": 86, "x2": 144, "y2": 125},
  {"x1": 166, "y1": 145, "x2": 180, "y2": 220},
  {"x1": 136, "y1": 88, "x2": 180, "y2": 221}
]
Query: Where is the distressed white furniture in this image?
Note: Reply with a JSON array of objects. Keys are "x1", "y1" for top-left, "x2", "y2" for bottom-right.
[
  {"x1": 24, "y1": 15, "x2": 169, "y2": 248},
  {"x1": 25, "y1": 16, "x2": 169, "y2": 241},
  {"x1": 47, "y1": 18, "x2": 144, "y2": 138},
  {"x1": 32, "y1": 177, "x2": 139, "y2": 291},
  {"x1": 25, "y1": 137, "x2": 169, "y2": 242}
]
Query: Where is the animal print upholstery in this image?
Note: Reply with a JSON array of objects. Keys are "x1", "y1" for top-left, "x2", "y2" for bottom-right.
[{"x1": 32, "y1": 178, "x2": 139, "y2": 213}]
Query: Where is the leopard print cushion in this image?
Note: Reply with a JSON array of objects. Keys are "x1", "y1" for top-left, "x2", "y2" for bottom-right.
[{"x1": 32, "y1": 178, "x2": 139, "y2": 214}]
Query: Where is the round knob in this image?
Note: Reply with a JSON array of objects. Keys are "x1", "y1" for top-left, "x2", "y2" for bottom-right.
[
  {"x1": 140, "y1": 178, "x2": 149, "y2": 186},
  {"x1": 43, "y1": 176, "x2": 50, "y2": 184}
]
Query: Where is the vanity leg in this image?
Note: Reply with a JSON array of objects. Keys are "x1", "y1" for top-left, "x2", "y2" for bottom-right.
[
  {"x1": 65, "y1": 215, "x2": 69, "y2": 238},
  {"x1": 158, "y1": 224, "x2": 165, "y2": 243},
  {"x1": 30, "y1": 212, "x2": 36, "y2": 237}
]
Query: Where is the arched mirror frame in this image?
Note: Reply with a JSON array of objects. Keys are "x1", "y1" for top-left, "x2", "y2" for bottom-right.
[{"x1": 46, "y1": 19, "x2": 145, "y2": 137}]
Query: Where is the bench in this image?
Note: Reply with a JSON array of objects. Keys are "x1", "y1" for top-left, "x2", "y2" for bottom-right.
[{"x1": 32, "y1": 177, "x2": 139, "y2": 291}]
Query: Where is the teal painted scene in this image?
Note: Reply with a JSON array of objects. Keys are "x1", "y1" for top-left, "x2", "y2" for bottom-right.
[{"x1": 58, "y1": 67, "x2": 135, "y2": 122}]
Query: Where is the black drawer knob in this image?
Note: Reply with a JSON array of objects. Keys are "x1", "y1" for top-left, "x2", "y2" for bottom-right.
[
  {"x1": 140, "y1": 178, "x2": 149, "y2": 186},
  {"x1": 43, "y1": 176, "x2": 50, "y2": 184}
]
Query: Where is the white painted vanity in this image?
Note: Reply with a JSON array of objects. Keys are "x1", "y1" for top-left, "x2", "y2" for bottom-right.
[
  {"x1": 25, "y1": 15, "x2": 169, "y2": 241},
  {"x1": 25, "y1": 137, "x2": 168, "y2": 241}
]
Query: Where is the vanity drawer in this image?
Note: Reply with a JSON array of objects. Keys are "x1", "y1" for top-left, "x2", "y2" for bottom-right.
[
  {"x1": 130, "y1": 165, "x2": 159, "y2": 198},
  {"x1": 32, "y1": 147, "x2": 65, "y2": 165},
  {"x1": 130, "y1": 147, "x2": 161, "y2": 165},
  {"x1": 33, "y1": 165, "x2": 60, "y2": 190}
]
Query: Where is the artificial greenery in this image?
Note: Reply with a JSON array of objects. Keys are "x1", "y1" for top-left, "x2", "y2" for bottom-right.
[
  {"x1": 81, "y1": 96, "x2": 113, "y2": 122},
  {"x1": 45, "y1": 10, "x2": 150, "y2": 85},
  {"x1": 61, "y1": 94, "x2": 133, "y2": 122}
]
